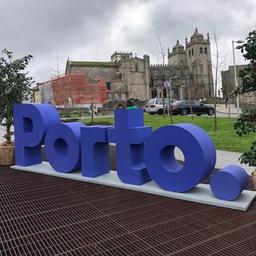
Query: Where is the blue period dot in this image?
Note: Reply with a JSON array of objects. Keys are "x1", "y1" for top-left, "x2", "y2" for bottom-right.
[{"x1": 210, "y1": 165, "x2": 249, "y2": 201}]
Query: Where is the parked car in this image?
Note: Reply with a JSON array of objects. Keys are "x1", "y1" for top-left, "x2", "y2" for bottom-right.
[
  {"x1": 145, "y1": 98, "x2": 177, "y2": 115},
  {"x1": 170, "y1": 100, "x2": 215, "y2": 116}
]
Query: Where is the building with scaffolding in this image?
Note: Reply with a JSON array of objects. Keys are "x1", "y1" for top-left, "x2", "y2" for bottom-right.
[
  {"x1": 65, "y1": 51, "x2": 150, "y2": 102},
  {"x1": 38, "y1": 73, "x2": 108, "y2": 107}
]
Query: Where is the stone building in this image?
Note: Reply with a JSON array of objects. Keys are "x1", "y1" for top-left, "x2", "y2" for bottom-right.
[
  {"x1": 221, "y1": 64, "x2": 256, "y2": 106},
  {"x1": 38, "y1": 81, "x2": 53, "y2": 104},
  {"x1": 221, "y1": 65, "x2": 247, "y2": 97},
  {"x1": 150, "y1": 28, "x2": 214, "y2": 100},
  {"x1": 65, "y1": 52, "x2": 150, "y2": 101},
  {"x1": 64, "y1": 28, "x2": 213, "y2": 102},
  {"x1": 31, "y1": 84, "x2": 41, "y2": 103}
]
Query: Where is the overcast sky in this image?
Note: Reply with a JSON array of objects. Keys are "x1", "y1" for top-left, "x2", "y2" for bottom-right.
[{"x1": 1, "y1": 0, "x2": 255, "y2": 83}]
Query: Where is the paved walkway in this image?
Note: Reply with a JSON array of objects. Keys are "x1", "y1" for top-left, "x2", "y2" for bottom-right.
[
  {"x1": 174, "y1": 148, "x2": 254, "y2": 175},
  {"x1": 216, "y1": 150, "x2": 255, "y2": 174},
  {"x1": 209, "y1": 104, "x2": 241, "y2": 117}
]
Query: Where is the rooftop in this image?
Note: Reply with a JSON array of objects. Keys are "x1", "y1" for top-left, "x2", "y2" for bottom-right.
[{"x1": 69, "y1": 61, "x2": 117, "y2": 67}]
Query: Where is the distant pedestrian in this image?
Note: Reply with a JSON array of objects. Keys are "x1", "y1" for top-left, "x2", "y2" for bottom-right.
[
  {"x1": 126, "y1": 98, "x2": 137, "y2": 109},
  {"x1": 90, "y1": 103, "x2": 97, "y2": 117},
  {"x1": 115, "y1": 103, "x2": 125, "y2": 110}
]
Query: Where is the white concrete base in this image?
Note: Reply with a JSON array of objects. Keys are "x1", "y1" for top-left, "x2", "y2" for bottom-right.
[{"x1": 12, "y1": 162, "x2": 256, "y2": 211}]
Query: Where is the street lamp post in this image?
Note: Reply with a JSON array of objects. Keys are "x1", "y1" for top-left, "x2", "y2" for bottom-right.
[
  {"x1": 232, "y1": 40, "x2": 244, "y2": 115},
  {"x1": 162, "y1": 79, "x2": 166, "y2": 117},
  {"x1": 164, "y1": 79, "x2": 171, "y2": 115}
]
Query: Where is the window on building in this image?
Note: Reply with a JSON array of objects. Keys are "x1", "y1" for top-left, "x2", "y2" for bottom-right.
[
  {"x1": 189, "y1": 50, "x2": 191, "y2": 57},
  {"x1": 192, "y1": 49, "x2": 194, "y2": 56},
  {"x1": 204, "y1": 47, "x2": 207, "y2": 54},
  {"x1": 106, "y1": 81, "x2": 111, "y2": 90},
  {"x1": 135, "y1": 63, "x2": 138, "y2": 72},
  {"x1": 200, "y1": 65, "x2": 203, "y2": 73},
  {"x1": 200, "y1": 47, "x2": 203, "y2": 53}
]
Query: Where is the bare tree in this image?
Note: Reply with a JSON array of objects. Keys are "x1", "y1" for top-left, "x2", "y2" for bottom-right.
[
  {"x1": 158, "y1": 37, "x2": 167, "y2": 118},
  {"x1": 212, "y1": 30, "x2": 229, "y2": 131},
  {"x1": 158, "y1": 37, "x2": 174, "y2": 124}
]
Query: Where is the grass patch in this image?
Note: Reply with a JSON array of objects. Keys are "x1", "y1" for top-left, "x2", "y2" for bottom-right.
[{"x1": 79, "y1": 114, "x2": 255, "y2": 153}]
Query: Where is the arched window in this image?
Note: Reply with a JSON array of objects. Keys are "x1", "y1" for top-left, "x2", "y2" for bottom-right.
[
  {"x1": 189, "y1": 50, "x2": 191, "y2": 57},
  {"x1": 192, "y1": 48, "x2": 194, "y2": 56},
  {"x1": 204, "y1": 47, "x2": 207, "y2": 54},
  {"x1": 200, "y1": 47, "x2": 203, "y2": 53}
]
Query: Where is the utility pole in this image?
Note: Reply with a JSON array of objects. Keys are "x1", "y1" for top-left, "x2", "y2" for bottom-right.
[{"x1": 232, "y1": 40, "x2": 244, "y2": 115}]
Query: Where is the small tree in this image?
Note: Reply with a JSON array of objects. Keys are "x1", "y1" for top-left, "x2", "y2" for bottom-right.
[
  {"x1": 0, "y1": 49, "x2": 33, "y2": 144},
  {"x1": 233, "y1": 29, "x2": 256, "y2": 168}
]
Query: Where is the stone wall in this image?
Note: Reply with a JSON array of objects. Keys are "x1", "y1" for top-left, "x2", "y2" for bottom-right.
[
  {"x1": 112, "y1": 55, "x2": 150, "y2": 101},
  {"x1": 110, "y1": 80, "x2": 126, "y2": 100}
]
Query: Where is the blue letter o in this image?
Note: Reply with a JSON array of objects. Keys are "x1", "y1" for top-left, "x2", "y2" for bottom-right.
[{"x1": 144, "y1": 124, "x2": 216, "y2": 192}]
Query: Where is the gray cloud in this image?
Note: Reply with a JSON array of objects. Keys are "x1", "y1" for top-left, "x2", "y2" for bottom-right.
[
  {"x1": 0, "y1": 1, "x2": 124, "y2": 54},
  {"x1": 0, "y1": 0, "x2": 255, "y2": 82}
]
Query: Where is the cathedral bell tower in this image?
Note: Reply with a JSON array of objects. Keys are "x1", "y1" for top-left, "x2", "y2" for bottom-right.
[
  {"x1": 168, "y1": 40, "x2": 187, "y2": 66},
  {"x1": 186, "y1": 28, "x2": 213, "y2": 99}
]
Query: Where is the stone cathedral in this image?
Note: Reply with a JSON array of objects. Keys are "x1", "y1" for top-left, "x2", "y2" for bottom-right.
[
  {"x1": 150, "y1": 28, "x2": 214, "y2": 100},
  {"x1": 65, "y1": 28, "x2": 214, "y2": 102}
]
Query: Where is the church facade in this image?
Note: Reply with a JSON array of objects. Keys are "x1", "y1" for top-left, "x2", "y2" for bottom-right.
[
  {"x1": 65, "y1": 28, "x2": 214, "y2": 102},
  {"x1": 151, "y1": 28, "x2": 214, "y2": 100}
]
